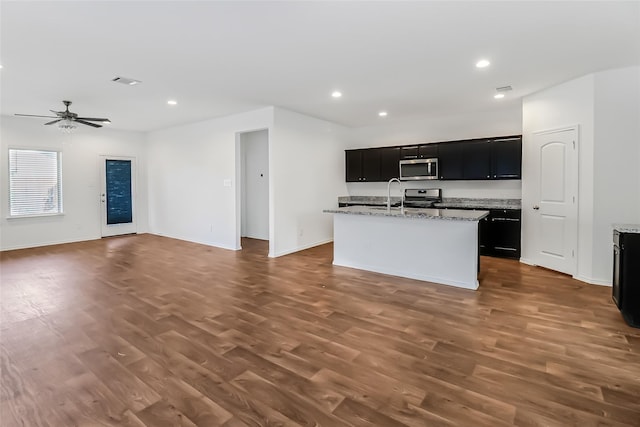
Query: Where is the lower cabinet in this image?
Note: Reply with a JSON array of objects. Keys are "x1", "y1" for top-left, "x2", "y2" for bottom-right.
[{"x1": 482, "y1": 209, "x2": 521, "y2": 259}]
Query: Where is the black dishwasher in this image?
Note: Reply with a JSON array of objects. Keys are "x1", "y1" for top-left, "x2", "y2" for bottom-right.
[{"x1": 613, "y1": 230, "x2": 640, "y2": 328}]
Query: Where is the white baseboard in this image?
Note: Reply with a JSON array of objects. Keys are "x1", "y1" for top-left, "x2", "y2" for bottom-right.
[
  {"x1": 574, "y1": 275, "x2": 612, "y2": 287},
  {"x1": 148, "y1": 232, "x2": 238, "y2": 251},
  {"x1": 1, "y1": 235, "x2": 100, "y2": 252},
  {"x1": 271, "y1": 238, "x2": 333, "y2": 258}
]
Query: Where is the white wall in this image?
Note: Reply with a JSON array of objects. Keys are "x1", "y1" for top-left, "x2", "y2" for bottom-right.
[
  {"x1": 146, "y1": 107, "x2": 273, "y2": 251},
  {"x1": 345, "y1": 107, "x2": 523, "y2": 199},
  {"x1": 522, "y1": 74, "x2": 595, "y2": 281},
  {"x1": 240, "y1": 129, "x2": 269, "y2": 240},
  {"x1": 522, "y1": 66, "x2": 640, "y2": 285},
  {"x1": 271, "y1": 107, "x2": 348, "y2": 256},
  {"x1": 592, "y1": 66, "x2": 640, "y2": 282},
  {"x1": 0, "y1": 116, "x2": 148, "y2": 250}
]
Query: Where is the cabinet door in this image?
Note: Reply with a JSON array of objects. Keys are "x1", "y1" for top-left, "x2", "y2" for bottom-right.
[
  {"x1": 345, "y1": 150, "x2": 363, "y2": 182},
  {"x1": 490, "y1": 209, "x2": 521, "y2": 259},
  {"x1": 361, "y1": 149, "x2": 381, "y2": 182},
  {"x1": 438, "y1": 142, "x2": 464, "y2": 180},
  {"x1": 418, "y1": 144, "x2": 438, "y2": 159},
  {"x1": 400, "y1": 146, "x2": 419, "y2": 160},
  {"x1": 463, "y1": 140, "x2": 492, "y2": 180},
  {"x1": 491, "y1": 137, "x2": 522, "y2": 179},
  {"x1": 380, "y1": 147, "x2": 400, "y2": 181},
  {"x1": 479, "y1": 216, "x2": 491, "y2": 256}
]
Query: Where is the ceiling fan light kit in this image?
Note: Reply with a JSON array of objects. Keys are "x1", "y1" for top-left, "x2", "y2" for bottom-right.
[{"x1": 15, "y1": 100, "x2": 111, "y2": 133}]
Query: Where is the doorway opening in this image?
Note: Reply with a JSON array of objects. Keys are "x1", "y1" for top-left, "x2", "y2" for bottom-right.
[{"x1": 236, "y1": 129, "x2": 270, "y2": 255}]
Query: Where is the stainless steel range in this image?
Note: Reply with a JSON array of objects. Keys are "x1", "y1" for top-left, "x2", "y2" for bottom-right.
[{"x1": 403, "y1": 188, "x2": 442, "y2": 208}]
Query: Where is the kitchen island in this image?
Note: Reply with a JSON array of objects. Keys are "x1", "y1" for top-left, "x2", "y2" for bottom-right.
[{"x1": 324, "y1": 206, "x2": 489, "y2": 290}]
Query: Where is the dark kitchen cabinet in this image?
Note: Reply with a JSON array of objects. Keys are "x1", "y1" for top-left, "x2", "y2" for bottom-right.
[
  {"x1": 418, "y1": 144, "x2": 438, "y2": 159},
  {"x1": 487, "y1": 209, "x2": 521, "y2": 259},
  {"x1": 438, "y1": 142, "x2": 465, "y2": 180},
  {"x1": 491, "y1": 136, "x2": 522, "y2": 179},
  {"x1": 345, "y1": 149, "x2": 381, "y2": 182},
  {"x1": 380, "y1": 147, "x2": 401, "y2": 181},
  {"x1": 400, "y1": 146, "x2": 419, "y2": 160},
  {"x1": 463, "y1": 139, "x2": 492, "y2": 180},
  {"x1": 345, "y1": 150, "x2": 364, "y2": 182},
  {"x1": 613, "y1": 231, "x2": 640, "y2": 328}
]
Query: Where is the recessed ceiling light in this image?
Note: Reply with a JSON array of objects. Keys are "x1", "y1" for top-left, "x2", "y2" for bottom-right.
[
  {"x1": 378, "y1": 111, "x2": 388, "y2": 117},
  {"x1": 476, "y1": 59, "x2": 491, "y2": 68},
  {"x1": 331, "y1": 91, "x2": 342, "y2": 98},
  {"x1": 167, "y1": 100, "x2": 177, "y2": 105},
  {"x1": 494, "y1": 93, "x2": 505, "y2": 99}
]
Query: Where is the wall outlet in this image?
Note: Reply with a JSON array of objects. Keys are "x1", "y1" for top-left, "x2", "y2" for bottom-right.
[{"x1": 223, "y1": 179, "x2": 232, "y2": 187}]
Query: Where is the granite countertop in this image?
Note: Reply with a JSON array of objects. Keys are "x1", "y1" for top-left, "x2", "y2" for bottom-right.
[
  {"x1": 613, "y1": 224, "x2": 640, "y2": 234},
  {"x1": 337, "y1": 196, "x2": 521, "y2": 210},
  {"x1": 324, "y1": 205, "x2": 489, "y2": 221},
  {"x1": 435, "y1": 198, "x2": 521, "y2": 210}
]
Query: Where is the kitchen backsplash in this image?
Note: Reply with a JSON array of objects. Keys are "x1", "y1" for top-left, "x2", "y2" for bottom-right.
[{"x1": 346, "y1": 179, "x2": 522, "y2": 199}]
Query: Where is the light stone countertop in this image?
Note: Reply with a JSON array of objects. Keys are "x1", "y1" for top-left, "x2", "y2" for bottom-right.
[
  {"x1": 613, "y1": 224, "x2": 640, "y2": 234},
  {"x1": 324, "y1": 205, "x2": 489, "y2": 221},
  {"x1": 337, "y1": 196, "x2": 521, "y2": 210}
]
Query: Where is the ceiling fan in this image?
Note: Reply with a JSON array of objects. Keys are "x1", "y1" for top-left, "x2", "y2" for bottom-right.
[{"x1": 15, "y1": 100, "x2": 111, "y2": 128}]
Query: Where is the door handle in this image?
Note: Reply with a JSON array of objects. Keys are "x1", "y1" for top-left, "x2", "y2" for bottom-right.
[{"x1": 533, "y1": 205, "x2": 540, "y2": 210}]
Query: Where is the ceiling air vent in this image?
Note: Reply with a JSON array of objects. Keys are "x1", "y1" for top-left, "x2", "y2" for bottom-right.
[
  {"x1": 496, "y1": 85, "x2": 513, "y2": 93},
  {"x1": 112, "y1": 76, "x2": 141, "y2": 86}
]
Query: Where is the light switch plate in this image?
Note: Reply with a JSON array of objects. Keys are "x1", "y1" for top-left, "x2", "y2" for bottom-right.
[{"x1": 223, "y1": 179, "x2": 232, "y2": 187}]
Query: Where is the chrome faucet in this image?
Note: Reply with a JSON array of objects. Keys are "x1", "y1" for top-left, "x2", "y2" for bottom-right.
[{"x1": 387, "y1": 178, "x2": 404, "y2": 213}]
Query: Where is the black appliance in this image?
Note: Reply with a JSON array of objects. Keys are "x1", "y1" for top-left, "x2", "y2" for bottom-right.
[
  {"x1": 403, "y1": 188, "x2": 442, "y2": 208},
  {"x1": 613, "y1": 230, "x2": 640, "y2": 328}
]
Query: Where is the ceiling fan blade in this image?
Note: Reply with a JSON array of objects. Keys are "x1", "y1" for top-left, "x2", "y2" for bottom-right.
[
  {"x1": 50, "y1": 110, "x2": 64, "y2": 115},
  {"x1": 15, "y1": 114, "x2": 60, "y2": 118},
  {"x1": 44, "y1": 119, "x2": 63, "y2": 125},
  {"x1": 76, "y1": 117, "x2": 110, "y2": 122},
  {"x1": 75, "y1": 119, "x2": 102, "y2": 128}
]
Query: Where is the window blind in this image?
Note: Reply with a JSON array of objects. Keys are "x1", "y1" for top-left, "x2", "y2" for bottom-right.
[{"x1": 9, "y1": 149, "x2": 62, "y2": 216}]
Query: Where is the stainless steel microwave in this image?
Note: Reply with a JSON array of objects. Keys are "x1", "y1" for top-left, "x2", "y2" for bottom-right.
[{"x1": 399, "y1": 158, "x2": 439, "y2": 180}]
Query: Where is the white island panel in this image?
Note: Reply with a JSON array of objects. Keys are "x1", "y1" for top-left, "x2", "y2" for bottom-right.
[{"x1": 332, "y1": 212, "x2": 481, "y2": 289}]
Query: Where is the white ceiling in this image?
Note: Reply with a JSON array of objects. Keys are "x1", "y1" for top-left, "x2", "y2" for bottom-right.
[{"x1": 1, "y1": 1, "x2": 639, "y2": 132}]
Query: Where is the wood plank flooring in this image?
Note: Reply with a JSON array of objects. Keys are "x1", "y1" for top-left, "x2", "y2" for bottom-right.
[{"x1": 1, "y1": 234, "x2": 639, "y2": 426}]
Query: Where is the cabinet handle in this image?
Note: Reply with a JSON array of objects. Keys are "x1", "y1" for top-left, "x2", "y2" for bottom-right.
[
  {"x1": 496, "y1": 174, "x2": 519, "y2": 178},
  {"x1": 494, "y1": 246, "x2": 518, "y2": 251},
  {"x1": 533, "y1": 205, "x2": 540, "y2": 210},
  {"x1": 492, "y1": 218, "x2": 520, "y2": 222},
  {"x1": 403, "y1": 155, "x2": 418, "y2": 159}
]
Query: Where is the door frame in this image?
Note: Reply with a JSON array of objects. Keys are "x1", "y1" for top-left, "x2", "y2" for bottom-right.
[
  {"x1": 234, "y1": 128, "x2": 274, "y2": 256},
  {"x1": 530, "y1": 125, "x2": 579, "y2": 276},
  {"x1": 100, "y1": 155, "x2": 137, "y2": 237}
]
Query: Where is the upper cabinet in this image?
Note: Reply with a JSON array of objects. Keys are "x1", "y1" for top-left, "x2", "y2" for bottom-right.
[
  {"x1": 345, "y1": 135, "x2": 521, "y2": 182},
  {"x1": 418, "y1": 144, "x2": 438, "y2": 159},
  {"x1": 345, "y1": 148, "x2": 381, "y2": 182},
  {"x1": 462, "y1": 139, "x2": 492, "y2": 180},
  {"x1": 380, "y1": 147, "x2": 401, "y2": 181},
  {"x1": 399, "y1": 146, "x2": 419, "y2": 160},
  {"x1": 438, "y1": 142, "x2": 464, "y2": 180},
  {"x1": 491, "y1": 136, "x2": 522, "y2": 179}
]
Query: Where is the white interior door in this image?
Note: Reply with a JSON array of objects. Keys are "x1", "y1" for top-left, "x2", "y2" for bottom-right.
[
  {"x1": 100, "y1": 156, "x2": 136, "y2": 237},
  {"x1": 531, "y1": 128, "x2": 578, "y2": 275}
]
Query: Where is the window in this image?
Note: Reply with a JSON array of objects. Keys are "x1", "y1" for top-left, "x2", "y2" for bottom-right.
[{"x1": 9, "y1": 149, "x2": 62, "y2": 217}]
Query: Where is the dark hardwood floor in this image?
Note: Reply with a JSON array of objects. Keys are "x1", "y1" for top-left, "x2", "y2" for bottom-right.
[{"x1": 1, "y1": 234, "x2": 639, "y2": 426}]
